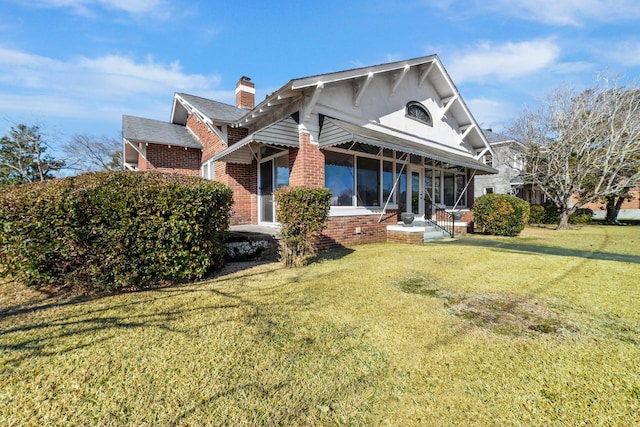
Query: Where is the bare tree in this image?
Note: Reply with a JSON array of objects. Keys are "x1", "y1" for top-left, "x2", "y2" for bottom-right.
[
  {"x1": 510, "y1": 76, "x2": 640, "y2": 229},
  {"x1": 62, "y1": 134, "x2": 122, "y2": 173}
]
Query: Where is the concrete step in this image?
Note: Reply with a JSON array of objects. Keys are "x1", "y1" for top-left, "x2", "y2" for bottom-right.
[{"x1": 424, "y1": 229, "x2": 451, "y2": 242}]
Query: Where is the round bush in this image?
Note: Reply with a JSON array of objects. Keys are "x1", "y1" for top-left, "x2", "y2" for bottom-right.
[
  {"x1": 0, "y1": 172, "x2": 233, "y2": 293},
  {"x1": 473, "y1": 194, "x2": 530, "y2": 236}
]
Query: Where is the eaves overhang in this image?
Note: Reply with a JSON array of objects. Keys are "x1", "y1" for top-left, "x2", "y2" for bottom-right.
[{"x1": 320, "y1": 118, "x2": 498, "y2": 174}]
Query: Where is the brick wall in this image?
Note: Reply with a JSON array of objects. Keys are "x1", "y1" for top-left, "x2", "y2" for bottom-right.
[
  {"x1": 387, "y1": 230, "x2": 424, "y2": 244},
  {"x1": 289, "y1": 133, "x2": 324, "y2": 187},
  {"x1": 186, "y1": 115, "x2": 249, "y2": 163},
  {"x1": 228, "y1": 126, "x2": 249, "y2": 145},
  {"x1": 225, "y1": 162, "x2": 257, "y2": 225},
  {"x1": 579, "y1": 187, "x2": 640, "y2": 211},
  {"x1": 139, "y1": 143, "x2": 200, "y2": 176},
  {"x1": 315, "y1": 211, "x2": 397, "y2": 250}
]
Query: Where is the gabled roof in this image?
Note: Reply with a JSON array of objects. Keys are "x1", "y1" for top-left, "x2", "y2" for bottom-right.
[
  {"x1": 123, "y1": 115, "x2": 202, "y2": 149},
  {"x1": 171, "y1": 93, "x2": 245, "y2": 126},
  {"x1": 234, "y1": 54, "x2": 490, "y2": 152},
  {"x1": 481, "y1": 129, "x2": 525, "y2": 149}
]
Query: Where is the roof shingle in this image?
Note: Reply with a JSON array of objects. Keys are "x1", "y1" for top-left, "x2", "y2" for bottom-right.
[{"x1": 123, "y1": 115, "x2": 202, "y2": 149}]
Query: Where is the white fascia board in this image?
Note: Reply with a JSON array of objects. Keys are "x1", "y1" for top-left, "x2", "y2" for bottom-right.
[
  {"x1": 174, "y1": 93, "x2": 226, "y2": 142},
  {"x1": 290, "y1": 55, "x2": 438, "y2": 90},
  {"x1": 236, "y1": 55, "x2": 441, "y2": 126}
]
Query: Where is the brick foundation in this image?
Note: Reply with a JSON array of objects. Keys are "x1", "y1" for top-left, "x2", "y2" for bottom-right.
[
  {"x1": 387, "y1": 229, "x2": 424, "y2": 244},
  {"x1": 315, "y1": 211, "x2": 398, "y2": 250}
]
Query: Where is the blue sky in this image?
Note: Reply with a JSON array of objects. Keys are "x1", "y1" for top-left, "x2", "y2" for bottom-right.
[{"x1": 1, "y1": 0, "x2": 639, "y2": 154}]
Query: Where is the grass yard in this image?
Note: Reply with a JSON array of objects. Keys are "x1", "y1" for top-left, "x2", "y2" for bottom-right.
[{"x1": 1, "y1": 225, "x2": 639, "y2": 425}]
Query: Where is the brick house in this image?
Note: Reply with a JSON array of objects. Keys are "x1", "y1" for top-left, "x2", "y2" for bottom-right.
[{"x1": 123, "y1": 55, "x2": 497, "y2": 246}]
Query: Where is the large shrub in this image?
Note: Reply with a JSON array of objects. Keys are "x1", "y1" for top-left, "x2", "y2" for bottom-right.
[
  {"x1": 529, "y1": 204, "x2": 593, "y2": 225},
  {"x1": 275, "y1": 186, "x2": 331, "y2": 267},
  {"x1": 0, "y1": 172, "x2": 233, "y2": 293},
  {"x1": 473, "y1": 194, "x2": 530, "y2": 236}
]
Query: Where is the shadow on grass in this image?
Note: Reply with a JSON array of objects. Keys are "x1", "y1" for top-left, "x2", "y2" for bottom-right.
[
  {"x1": 0, "y1": 263, "x2": 304, "y2": 362},
  {"x1": 440, "y1": 237, "x2": 640, "y2": 264}
]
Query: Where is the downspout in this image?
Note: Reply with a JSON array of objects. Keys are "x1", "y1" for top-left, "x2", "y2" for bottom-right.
[{"x1": 378, "y1": 153, "x2": 409, "y2": 223}]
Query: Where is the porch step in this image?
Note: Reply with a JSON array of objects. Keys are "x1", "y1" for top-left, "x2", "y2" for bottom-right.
[
  {"x1": 224, "y1": 230, "x2": 280, "y2": 261},
  {"x1": 423, "y1": 225, "x2": 452, "y2": 242}
]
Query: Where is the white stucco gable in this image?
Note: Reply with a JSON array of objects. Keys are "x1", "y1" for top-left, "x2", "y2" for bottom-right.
[{"x1": 235, "y1": 55, "x2": 491, "y2": 161}]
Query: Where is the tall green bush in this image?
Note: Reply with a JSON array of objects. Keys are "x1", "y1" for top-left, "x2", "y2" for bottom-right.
[
  {"x1": 275, "y1": 186, "x2": 331, "y2": 267},
  {"x1": 529, "y1": 204, "x2": 593, "y2": 225},
  {"x1": 473, "y1": 194, "x2": 530, "y2": 236},
  {"x1": 0, "y1": 171, "x2": 233, "y2": 293}
]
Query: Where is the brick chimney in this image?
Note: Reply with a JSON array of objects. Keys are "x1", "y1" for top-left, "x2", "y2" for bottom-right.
[{"x1": 235, "y1": 76, "x2": 255, "y2": 109}]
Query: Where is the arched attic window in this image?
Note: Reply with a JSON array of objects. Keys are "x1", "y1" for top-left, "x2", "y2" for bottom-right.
[{"x1": 406, "y1": 101, "x2": 432, "y2": 126}]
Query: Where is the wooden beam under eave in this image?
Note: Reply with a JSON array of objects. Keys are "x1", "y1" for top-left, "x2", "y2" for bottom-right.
[
  {"x1": 441, "y1": 95, "x2": 459, "y2": 116},
  {"x1": 418, "y1": 62, "x2": 434, "y2": 86},
  {"x1": 459, "y1": 123, "x2": 474, "y2": 143},
  {"x1": 353, "y1": 72, "x2": 374, "y2": 108},
  {"x1": 303, "y1": 83, "x2": 324, "y2": 121},
  {"x1": 390, "y1": 64, "x2": 410, "y2": 96},
  {"x1": 267, "y1": 97, "x2": 291, "y2": 107}
]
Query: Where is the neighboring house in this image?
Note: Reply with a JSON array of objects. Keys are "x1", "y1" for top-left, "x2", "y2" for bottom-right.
[
  {"x1": 578, "y1": 187, "x2": 640, "y2": 220},
  {"x1": 123, "y1": 55, "x2": 497, "y2": 247},
  {"x1": 474, "y1": 129, "x2": 546, "y2": 204}
]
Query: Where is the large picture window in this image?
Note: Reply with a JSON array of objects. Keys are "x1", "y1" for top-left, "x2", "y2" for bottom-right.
[
  {"x1": 325, "y1": 151, "x2": 354, "y2": 206},
  {"x1": 324, "y1": 148, "x2": 468, "y2": 210},
  {"x1": 357, "y1": 157, "x2": 380, "y2": 206}
]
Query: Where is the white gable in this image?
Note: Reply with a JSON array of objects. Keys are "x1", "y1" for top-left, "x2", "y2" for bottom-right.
[{"x1": 237, "y1": 56, "x2": 490, "y2": 157}]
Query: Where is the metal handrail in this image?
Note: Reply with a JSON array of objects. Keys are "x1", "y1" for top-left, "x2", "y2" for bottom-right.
[{"x1": 428, "y1": 209, "x2": 454, "y2": 238}]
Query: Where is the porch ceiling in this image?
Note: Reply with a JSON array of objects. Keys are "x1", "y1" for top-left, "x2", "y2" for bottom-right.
[
  {"x1": 212, "y1": 116, "x2": 300, "y2": 164},
  {"x1": 319, "y1": 118, "x2": 498, "y2": 174}
]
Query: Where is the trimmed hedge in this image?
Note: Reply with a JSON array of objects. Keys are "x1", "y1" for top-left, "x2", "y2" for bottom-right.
[
  {"x1": 275, "y1": 186, "x2": 331, "y2": 267},
  {"x1": 473, "y1": 193, "x2": 530, "y2": 236},
  {"x1": 529, "y1": 204, "x2": 593, "y2": 225},
  {"x1": 0, "y1": 172, "x2": 233, "y2": 293}
]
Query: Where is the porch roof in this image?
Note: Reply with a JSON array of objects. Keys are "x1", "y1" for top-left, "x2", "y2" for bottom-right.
[
  {"x1": 211, "y1": 116, "x2": 300, "y2": 164},
  {"x1": 319, "y1": 118, "x2": 498, "y2": 174}
]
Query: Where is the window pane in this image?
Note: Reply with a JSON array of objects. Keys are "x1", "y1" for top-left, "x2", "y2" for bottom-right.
[
  {"x1": 396, "y1": 163, "x2": 407, "y2": 213},
  {"x1": 444, "y1": 172, "x2": 455, "y2": 206},
  {"x1": 433, "y1": 170, "x2": 441, "y2": 204},
  {"x1": 325, "y1": 151, "x2": 354, "y2": 206},
  {"x1": 456, "y1": 174, "x2": 466, "y2": 207},
  {"x1": 275, "y1": 155, "x2": 289, "y2": 189},
  {"x1": 383, "y1": 161, "x2": 394, "y2": 205},
  {"x1": 357, "y1": 157, "x2": 380, "y2": 206}
]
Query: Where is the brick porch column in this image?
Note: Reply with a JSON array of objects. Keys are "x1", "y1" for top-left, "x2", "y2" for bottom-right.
[{"x1": 289, "y1": 131, "x2": 324, "y2": 187}]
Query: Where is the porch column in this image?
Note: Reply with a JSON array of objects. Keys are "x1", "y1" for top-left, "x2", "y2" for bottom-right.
[{"x1": 289, "y1": 128, "x2": 324, "y2": 187}]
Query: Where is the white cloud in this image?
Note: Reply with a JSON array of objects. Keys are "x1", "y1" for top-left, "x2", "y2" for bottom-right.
[
  {"x1": 465, "y1": 98, "x2": 513, "y2": 132},
  {"x1": 0, "y1": 46, "x2": 227, "y2": 135},
  {"x1": 447, "y1": 39, "x2": 561, "y2": 83},
  {"x1": 606, "y1": 40, "x2": 640, "y2": 67},
  {"x1": 28, "y1": 0, "x2": 169, "y2": 18},
  {"x1": 486, "y1": 0, "x2": 640, "y2": 26},
  {"x1": 0, "y1": 47, "x2": 221, "y2": 96}
]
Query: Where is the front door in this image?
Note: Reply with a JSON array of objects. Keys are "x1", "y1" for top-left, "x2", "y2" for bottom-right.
[
  {"x1": 409, "y1": 167, "x2": 425, "y2": 218},
  {"x1": 259, "y1": 155, "x2": 290, "y2": 224}
]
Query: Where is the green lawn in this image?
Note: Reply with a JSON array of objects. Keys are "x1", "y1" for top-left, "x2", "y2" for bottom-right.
[{"x1": 1, "y1": 225, "x2": 639, "y2": 425}]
